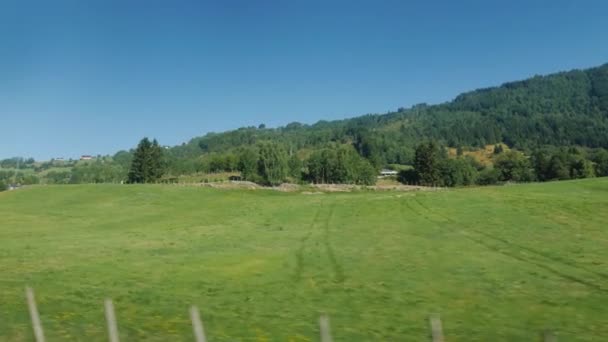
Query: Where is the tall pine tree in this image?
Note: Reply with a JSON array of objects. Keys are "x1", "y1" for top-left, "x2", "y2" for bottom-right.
[
  {"x1": 127, "y1": 138, "x2": 165, "y2": 183},
  {"x1": 414, "y1": 141, "x2": 441, "y2": 186}
]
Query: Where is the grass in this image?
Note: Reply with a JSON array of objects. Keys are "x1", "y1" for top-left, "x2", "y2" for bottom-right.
[
  {"x1": 0, "y1": 179, "x2": 607, "y2": 341},
  {"x1": 176, "y1": 172, "x2": 240, "y2": 184}
]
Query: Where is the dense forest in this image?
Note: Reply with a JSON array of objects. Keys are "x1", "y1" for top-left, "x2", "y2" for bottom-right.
[
  {"x1": 167, "y1": 63, "x2": 608, "y2": 164},
  {"x1": 2, "y1": 63, "x2": 608, "y2": 189}
]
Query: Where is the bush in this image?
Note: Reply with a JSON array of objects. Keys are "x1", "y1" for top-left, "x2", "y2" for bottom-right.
[
  {"x1": 354, "y1": 159, "x2": 377, "y2": 185},
  {"x1": 0, "y1": 180, "x2": 7, "y2": 192},
  {"x1": 477, "y1": 168, "x2": 500, "y2": 185},
  {"x1": 257, "y1": 141, "x2": 288, "y2": 186},
  {"x1": 494, "y1": 151, "x2": 534, "y2": 182},
  {"x1": 398, "y1": 169, "x2": 418, "y2": 185},
  {"x1": 592, "y1": 149, "x2": 608, "y2": 176},
  {"x1": 438, "y1": 158, "x2": 479, "y2": 187}
]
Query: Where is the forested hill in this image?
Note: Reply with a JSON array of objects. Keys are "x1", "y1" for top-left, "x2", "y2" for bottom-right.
[
  {"x1": 169, "y1": 63, "x2": 608, "y2": 166},
  {"x1": 4, "y1": 63, "x2": 608, "y2": 187}
]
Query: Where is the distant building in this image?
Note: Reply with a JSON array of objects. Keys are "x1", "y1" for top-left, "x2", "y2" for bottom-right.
[
  {"x1": 379, "y1": 169, "x2": 398, "y2": 177},
  {"x1": 80, "y1": 155, "x2": 93, "y2": 160}
]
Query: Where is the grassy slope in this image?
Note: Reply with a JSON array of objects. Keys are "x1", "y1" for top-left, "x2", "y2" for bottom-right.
[{"x1": 0, "y1": 180, "x2": 607, "y2": 341}]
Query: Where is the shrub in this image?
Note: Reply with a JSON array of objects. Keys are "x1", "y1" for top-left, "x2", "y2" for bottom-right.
[
  {"x1": 477, "y1": 168, "x2": 500, "y2": 185},
  {"x1": 397, "y1": 169, "x2": 418, "y2": 185}
]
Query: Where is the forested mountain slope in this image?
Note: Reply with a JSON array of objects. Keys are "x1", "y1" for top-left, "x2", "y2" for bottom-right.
[
  {"x1": 4, "y1": 63, "x2": 608, "y2": 187},
  {"x1": 169, "y1": 63, "x2": 608, "y2": 167}
]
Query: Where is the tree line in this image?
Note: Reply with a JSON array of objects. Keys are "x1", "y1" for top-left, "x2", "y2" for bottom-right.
[
  {"x1": 400, "y1": 142, "x2": 608, "y2": 187},
  {"x1": 3, "y1": 137, "x2": 608, "y2": 188}
]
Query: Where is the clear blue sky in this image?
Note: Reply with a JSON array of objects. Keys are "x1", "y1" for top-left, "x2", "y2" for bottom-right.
[{"x1": 2, "y1": 0, "x2": 608, "y2": 160}]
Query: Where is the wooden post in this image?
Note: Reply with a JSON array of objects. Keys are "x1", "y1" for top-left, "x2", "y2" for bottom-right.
[
  {"x1": 319, "y1": 314, "x2": 333, "y2": 342},
  {"x1": 25, "y1": 287, "x2": 45, "y2": 342},
  {"x1": 190, "y1": 305, "x2": 207, "y2": 342},
  {"x1": 429, "y1": 314, "x2": 444, "y2": 342},
  {"x1": 104, "y1": 299, "x2": 120, "y2": 342},
  {"x1": 543, "y1": 330, "x2": 557, "y2": 342}
]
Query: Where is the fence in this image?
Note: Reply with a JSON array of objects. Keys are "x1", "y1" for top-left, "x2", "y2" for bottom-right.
[{"x1": 23, "y1": 286, "x2": 557, "y2": 341}]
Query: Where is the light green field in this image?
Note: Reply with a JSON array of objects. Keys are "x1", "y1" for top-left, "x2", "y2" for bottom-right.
[{"x1": 1, "y1": 179, "x2": 607, "y2": 341}]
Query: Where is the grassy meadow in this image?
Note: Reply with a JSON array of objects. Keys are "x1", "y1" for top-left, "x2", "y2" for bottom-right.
[{"x1": 1, "y1": 179, "x2": 607, "y2": 341}]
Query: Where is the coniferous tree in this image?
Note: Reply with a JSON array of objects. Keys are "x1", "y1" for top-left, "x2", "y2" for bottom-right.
[
  {"x1": 127, "y1": 138, "x2": 165, "y2": 183},
  {"x1": 150, "y1": 139, "x2": 165, "y2": 181},
  {"x1": 414, "y1": 141, "x2": 441, "y2": 185}
]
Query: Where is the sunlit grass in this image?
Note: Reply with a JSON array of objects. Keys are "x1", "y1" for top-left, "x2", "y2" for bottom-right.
[{"x1": 0, "y1": 179, "x2": 607, "y2": 341}]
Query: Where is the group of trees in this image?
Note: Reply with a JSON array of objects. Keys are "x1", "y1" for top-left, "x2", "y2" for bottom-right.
[
  {"x1": 306, "y1": 145, "x2": 377, "y2": 185},
  {"x1": 531, "y1": 148, "x2": 605, "y2": 181},
  {"x1": 0, "y1": 170, "x2": 40, "y2": 186},
  {"x1": 236, "y1": 142, "x2": 289, "y2": 186},
  {"x1": 42, "y1": 159, "x2": 128, "y2": 185},
  {"x1": 46, "y1": 137, "x2": 167, "y2": 185},
  {"x1": 231, "y1": 141, "x2": 378, "y2": 186},
  {"x1": 399, "y1": 142, "x2": 482, "y2": 187},
  {"x1": 233, "y1": 141, "x2": 378, "y2": 186},
  {"x1": 401, "y1": 141, "x2": 608, "y2": 187},
  {"x1": 0, "y1": 158, "x2": 40, "y2": 189},
  {"x1": 0, "y1": 157, "x2": 35, "y2": 169},
  {"x1": 1, "y1": 138, "x2": 165, "y2": 185}
]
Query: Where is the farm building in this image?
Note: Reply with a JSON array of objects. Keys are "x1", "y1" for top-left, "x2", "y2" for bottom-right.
[{"x1": 379, "y1": 169, "x2": 398, "y2": 177}]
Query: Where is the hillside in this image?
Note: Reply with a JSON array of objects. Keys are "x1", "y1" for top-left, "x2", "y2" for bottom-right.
[
  {"x1": 1, "y1": 179, "x2": 607, "y2": 340},
  {"x1": 169, "y1": 63, "x2": 608, "y2": 163},
  {"x1": 3, "y1": 63, "x2": 608, "y2": 186}
]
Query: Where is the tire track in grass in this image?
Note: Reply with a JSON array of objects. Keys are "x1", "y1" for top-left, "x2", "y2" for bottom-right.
[
  {"x1": 413, "y1": 195, "x2": 608, "y2": 281},
  {"x1": 293, "y1": 201, "x2": 324, "y2": 282},
  {"x1": 322, "y1": 203, "x2": 344, "y2": 283},
  {"x1": 409, "y1": 194, "x2": 608, "y2": 293},
  {"x1": 293, "y1": 199, "x2": 345, "y2": 284},
  {"x1": 402, "y1": 196, "x2": 431, "y2": 222}
]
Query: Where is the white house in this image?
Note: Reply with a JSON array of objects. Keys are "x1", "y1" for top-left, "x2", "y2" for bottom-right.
[{"x1": 379, "y1": 169, "x2": 398, "y2": 177}]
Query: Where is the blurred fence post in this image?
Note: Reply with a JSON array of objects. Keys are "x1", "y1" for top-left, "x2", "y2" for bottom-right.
[
  {"x1": 190, "y1": 305, "x2": 207, "y2": 342},
  {"x1": 319, "y1": 314, "x2": 333, "y2": 342},
  {"x1": 26, "y1": 287, "x2": 45, "y2": 342},
  {"x1": 429, "y1": 314, "x2": 444, "y2": 342},
  {"x1": 104, "y1": 299, "x2": 120, "y2": 342}
]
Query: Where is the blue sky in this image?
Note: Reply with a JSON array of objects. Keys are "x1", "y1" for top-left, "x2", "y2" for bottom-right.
[{"x1": 1, "y1": 0, "x2": 608, "y2": 160}]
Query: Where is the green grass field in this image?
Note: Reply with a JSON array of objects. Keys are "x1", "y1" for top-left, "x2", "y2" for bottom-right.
[{"x1": 1, "y1": 179, "x2": 607, "y2": 341}]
